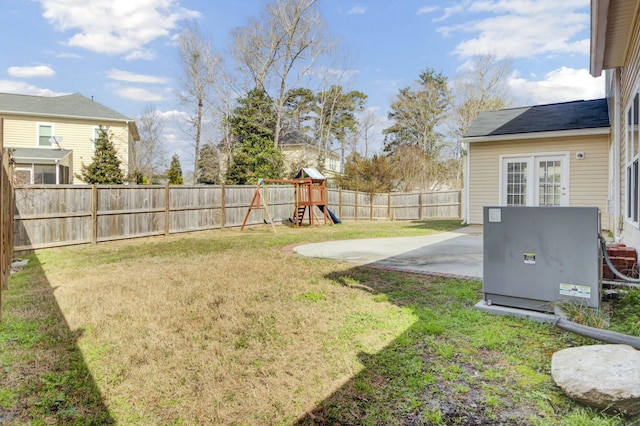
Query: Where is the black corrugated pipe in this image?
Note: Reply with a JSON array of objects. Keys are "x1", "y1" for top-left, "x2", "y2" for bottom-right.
[{"x1": 554, "y1": 306, "x2": 640, "y2": 350}]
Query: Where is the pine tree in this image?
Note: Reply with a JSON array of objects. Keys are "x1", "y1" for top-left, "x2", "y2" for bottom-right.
[
  {"x1": 167, "y1": 154, "x2": 184, "y2": 185},
  {"x1": 226, "y1": 88, "x2": 284, "y2": 184},
  {"x1": 197, "y1": 144, "x2": 221, "y2": 184},
  {"x1": 76, "y1": 129, "x2": 125, "y2": 184}
]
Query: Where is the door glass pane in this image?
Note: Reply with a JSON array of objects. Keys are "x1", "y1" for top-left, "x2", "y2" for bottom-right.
[
  {"x1": 538, "y1": 160, "x2": 562, "y2": 206},
  {"x1": 506, "y1": 161, "x2": 527, "y2": 206}
]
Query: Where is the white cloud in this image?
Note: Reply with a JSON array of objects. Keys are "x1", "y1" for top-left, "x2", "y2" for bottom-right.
[
  {"x1": 45, "y1": 50, "x2": 82, "y2": 59},
  {"x1": 417, "y1": 6, "x2": 438, "y2": 15},
  {"x1": 347, "y1": 6, "x2": 366, "y2": 15},
  {"x1": 0, "y1": 80, "x2": 68, "y2": 96},
  {"x1": 437, "y1": 0, "x2": 590, "y2": 59},
  {"x1": 433, "y1": 2, "x2": 468, "y2": 23},
  {"x1": 159, "y1": 109, "x2": 190, "y2": 122},
  {"x1": 7, "y1": 65, "x2": 56, "y2": 78},
  {"x1": 117, "y1": 86, "x2": 166, "y2": 102},
  {"x1": 158, "y1": 109, "x2": 195, "y2": 174},
  {"x1": 39, "y1": 0, "x2": 200, "y2": 57},
  {"x1": 107, "y1": 69, "x2": 170, "y2": 84},
  {"x1": 125, "y1": 50, "x2": 157, "y2": 62},
  {"x1": 508, "y1": 67, "x2": 604, "y2": 104}
]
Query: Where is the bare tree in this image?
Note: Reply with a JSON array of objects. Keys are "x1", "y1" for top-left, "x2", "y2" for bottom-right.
[
  {"x1": 450, "y1": 54, "x2": 513, "y2": 142},
  {"x1": 208, "y1": 60, "x2": 240, "y2": 180},
  {"x1": 390, "y1": 145, "x2": 459, "y2": 191},
  {"x1": 231, "y1": 0, "x2": 334, "y2": 149},
  {"x1": 178, "y1": 22, "x2": 221, "y2": 182},
  {"x1": 449, "y1": 54, "x2": 514, "y2": 183},
  {"x1": 134, "y1": 105, "x2": 166, "y2": 183},
  {"x1": 358, "y1": 109, "x2": 380, "y2": 158}
]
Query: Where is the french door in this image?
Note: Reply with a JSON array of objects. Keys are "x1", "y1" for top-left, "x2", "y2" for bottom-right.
[{"x1": 502, "y1": 154, "x2": 569, "y2": 207}]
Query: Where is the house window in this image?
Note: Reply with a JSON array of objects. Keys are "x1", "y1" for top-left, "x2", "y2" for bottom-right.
[
  {"x1": 626, "y1": 93, "x2": 640, "y2": 225},
  {"x1": 92, "y1": 126, "x2": 107, "y2": 149},
  {"x1": 38, "y1": 123, "x2": 53, "y2": 147},
  {"x1": 329, "y1": 158, "x2": 337, "y2": 171}
]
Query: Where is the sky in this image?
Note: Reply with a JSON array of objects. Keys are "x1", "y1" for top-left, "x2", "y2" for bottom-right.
[{"x1": 0, "y1": 0, "x2": 604, "y2": 174}]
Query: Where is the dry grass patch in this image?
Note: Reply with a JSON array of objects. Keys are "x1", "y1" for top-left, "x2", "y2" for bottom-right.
[{"x1": 25, "y1": 224, "x2": 438, "y2": 424}]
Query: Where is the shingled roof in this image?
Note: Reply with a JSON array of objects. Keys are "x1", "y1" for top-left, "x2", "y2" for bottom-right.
[
  {"x1": 0, "y1": 92, "x2": 132, "y2": 122},
  {"x1": 465, "y1": 98, "x2": 610, "y2": 138}
]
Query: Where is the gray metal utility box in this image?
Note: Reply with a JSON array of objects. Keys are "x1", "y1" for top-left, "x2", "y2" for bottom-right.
[{"x1": 483, "y1": 206, "x2": 600, "y2": 312}]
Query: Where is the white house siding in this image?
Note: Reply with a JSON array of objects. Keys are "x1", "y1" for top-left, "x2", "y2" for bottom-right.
[
  {"x1": 280, "y1": 144, "x2": 341, "y2": 178},
  {"x1": 618, "y1": 10, "x2": 640, "y2": 247},
  {"x1": 2, "y1": 114, "x2": 130, "y2": 184},
  {"x1": 468, "y1": 134, "x2": 611, "y2": 231}
]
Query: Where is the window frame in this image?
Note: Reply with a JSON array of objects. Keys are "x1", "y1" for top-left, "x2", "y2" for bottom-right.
[
  {"x1": 625, "y1": 91, "x2": 640, "y2": 227},
  {"x1": 92, "y1": 125, "x2": 108, "y2": 150},
  {"x1": 37, "y1": 122, "x2": 54, "y2": 147}
]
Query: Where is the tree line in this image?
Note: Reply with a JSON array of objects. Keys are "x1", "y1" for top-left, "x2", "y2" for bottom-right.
[{"x1": 78, "y1": 0, "x2": 513, "y2": 193}]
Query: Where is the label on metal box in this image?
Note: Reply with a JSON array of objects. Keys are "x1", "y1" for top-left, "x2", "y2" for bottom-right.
[
  {"x1": 523, "y1": 253, "x2": 536, "y2": 264},
  {"x1": 559, "y1": 283, "x2": 591, "y2": 299}
]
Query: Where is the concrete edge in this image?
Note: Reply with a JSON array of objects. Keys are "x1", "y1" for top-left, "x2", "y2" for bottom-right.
[
  {"x1": 368, "y1": 264, "x2": 481, "y2": 281},
  {"x1": 474, "y1": 300, "x2": 557, "y2": 324}
]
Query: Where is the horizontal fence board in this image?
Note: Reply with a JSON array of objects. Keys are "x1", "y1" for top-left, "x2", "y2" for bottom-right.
[{"x1": 13, "y1": 185, "x2": 462, "y2": 251}]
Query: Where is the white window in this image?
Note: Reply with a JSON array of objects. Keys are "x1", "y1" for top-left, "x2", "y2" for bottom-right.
[
  {"x1": 329, "y1": 158, "x2": 337, "y2": 171},
  {"x1": 626, "y1": 92, "x2": 640, "y2": 225},
  {"x1": 92, "y1": 126, "x2": 108, "y2": 149},
  {"x1": 37, "y1": 123, "x2": 54, "y2": 147}
]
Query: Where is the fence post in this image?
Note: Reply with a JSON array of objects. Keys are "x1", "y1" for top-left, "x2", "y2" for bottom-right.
[
  {"x1": 221, "y1": 184, "x2": 226, "y2": 229},
  {"x1": 370, "y1": 194, "x2": 374, "y2": 221},
  {"x1": 339, "y1": 188, "x2": 342, "y2": 220},
  {"x1": 164, "y1": 184, "x2": 170, "y2": 236},
  {"x1": 388, "y1": 192, "x2": 392, "y2": 220},
  {"x1": 418, "y1": 192, "x2": 423, "y2": 220},
  {"x1": 355, "y1": 190, "x2": 358, "y2": 221},
  {"x1": 92, "y1": 184, "x2": 98, "y2": 245}
]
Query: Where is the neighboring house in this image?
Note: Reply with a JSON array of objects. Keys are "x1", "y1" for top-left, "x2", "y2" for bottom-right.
[
  {"x1": 462, "y1": 99, "x2": 612, "y2": 231},
  {"x1": 279, "y1": 130, "x2": 342, "y2": 178},
  {"x1": 0, "y1": 92, "x2": 139, "y2": 184},
  {"x1": 591, "y1": 0, "x2": 640, "y2": 247}
]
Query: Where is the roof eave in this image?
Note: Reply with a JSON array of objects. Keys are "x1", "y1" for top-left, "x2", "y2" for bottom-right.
[
  {"x1": 128, "y1": 121, "x2": 140, "y2": 142},
  {"x1": 590, "y1": 0, "x2": 610, "y2": 77},
  {"x1": 463, "y1": 126, "x2": 611, "y2": 144},
  {"x1": 0, "y1": 110, "x2": 132, "y2": 124}
]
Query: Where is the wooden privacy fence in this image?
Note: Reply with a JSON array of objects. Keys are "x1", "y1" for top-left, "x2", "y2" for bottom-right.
[
  {"x1": 1, "y1": 122, "x2": 15, "y2": 316},
  {"x1": 13, "y1": 185, "x2": 462, "y2": 252}
]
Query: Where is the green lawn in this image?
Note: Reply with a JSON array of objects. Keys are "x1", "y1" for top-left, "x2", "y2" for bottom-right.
[{"x1": 0, "y1": 220, "x2": 631, "y2": 425}]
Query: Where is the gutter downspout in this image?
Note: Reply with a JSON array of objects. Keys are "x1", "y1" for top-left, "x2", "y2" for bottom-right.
[
  {"x1": 614, "y1": 68, "x2": 622, "y2": 242},
  {"x1": 462, "y1": 140, "x2": 470, "y2": 224}
]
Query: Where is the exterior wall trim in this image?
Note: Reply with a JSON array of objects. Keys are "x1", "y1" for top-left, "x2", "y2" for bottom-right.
[{"x1": 465, "y1": 127, "x2": 611, "y2": 144}]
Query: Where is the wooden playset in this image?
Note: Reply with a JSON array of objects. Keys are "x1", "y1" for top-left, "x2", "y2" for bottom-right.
[{"x1": 240, "y1": 168, "x2": 340, "y2": 231}]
